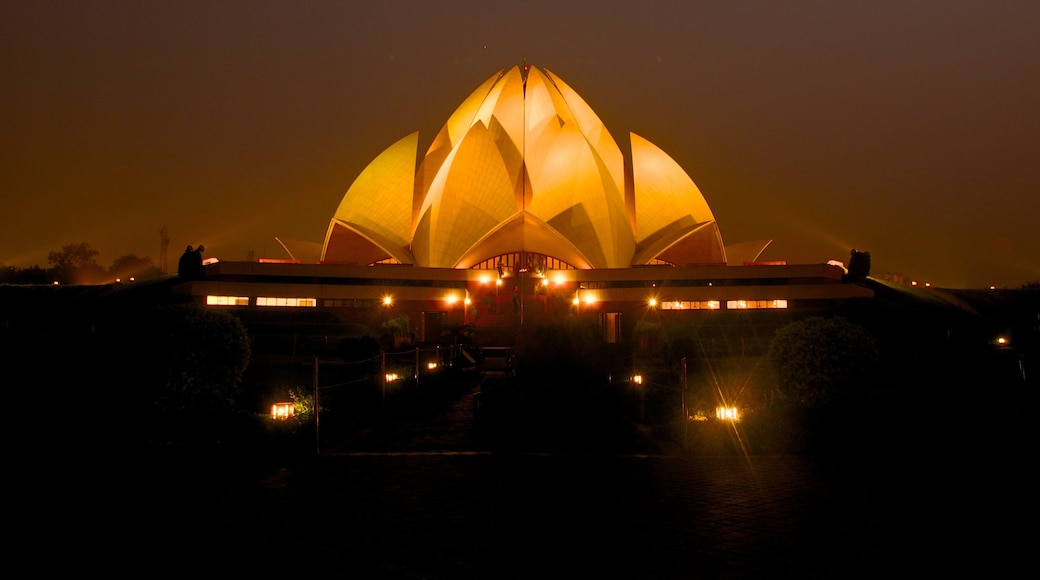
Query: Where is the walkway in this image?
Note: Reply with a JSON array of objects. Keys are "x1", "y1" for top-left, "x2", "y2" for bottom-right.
[{"x1": 39, "y1": 372, "x2": 1032, "y2": 578}]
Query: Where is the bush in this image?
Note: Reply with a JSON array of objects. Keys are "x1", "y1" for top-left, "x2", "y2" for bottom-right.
[
  {"x1": 105, "y1": 303, "x2": 252, "y2": 442},
  {"x1": 766, "y1": 316, "x2": 880, "y2": 410}
]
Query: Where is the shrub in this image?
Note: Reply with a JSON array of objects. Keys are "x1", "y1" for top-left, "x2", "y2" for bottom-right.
[{"x1": 766, "y1": 316, "x2": 880, "y2": 409}]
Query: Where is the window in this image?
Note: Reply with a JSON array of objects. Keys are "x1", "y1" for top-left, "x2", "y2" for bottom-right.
[
  {"x1": 206, "y1": 295, "x2": 249, "y2": 306},
  {"x1": 257, "y1": 297, "x2": 317, "y2": 307},
  {"x1": 660, "y1": 300, "x2": 720, "y2": 310},
  {"x1": 725, "y1": 299, "x2": 788, "y2": 310}
]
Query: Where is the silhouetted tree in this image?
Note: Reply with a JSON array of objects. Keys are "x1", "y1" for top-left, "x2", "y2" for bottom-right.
[
  {"x1": 512, "y1": 320, "x2": 610, "y2": 389},
  {"x1": 0, "y1": 264, "x2": 51, "y2": 284},
  {"x1": 382, "y1": 313, "x2": 412, "y2": 347},
  {"x1": 633, "y1": 319, "x2": 662, "y2": 353},
  {"x1": 47, "y1": 242, "x2": 106, "y2": 284},
  {"x1": 114, "y1": 303, "x2": 252, "y2": 439},
  {"x1": 767, "y1": 316, "x2": 880, "y2": 409}
]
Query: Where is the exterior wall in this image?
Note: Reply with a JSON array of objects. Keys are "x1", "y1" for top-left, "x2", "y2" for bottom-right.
[{"x1": 182, "y1": 260, "x2": 874, "y2": 348}]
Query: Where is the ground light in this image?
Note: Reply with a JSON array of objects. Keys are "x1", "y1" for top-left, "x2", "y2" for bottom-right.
[
  {"x1": 630, "y1": 374, "x2": 646, "y2": 420},
  {"x1": 715, "y1": 406, "x2": 740, "y2": 421},
  {"x1": 271, "y1": 402, "x2": 294, "y2": 420}
]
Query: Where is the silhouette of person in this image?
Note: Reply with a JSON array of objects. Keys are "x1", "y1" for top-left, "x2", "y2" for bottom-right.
[
  {"x1": 847, "y1": 248, "x2": 870, "y2": 283},
  {"x1": 192, "y1": 244, "x2": 205, "y2": 278},
  {"x1": 177, "y1": 245, "x2": 195, "y2": 278},
  {"x1": 177, "y1": 244, "x2": 207, "y2": 279}
]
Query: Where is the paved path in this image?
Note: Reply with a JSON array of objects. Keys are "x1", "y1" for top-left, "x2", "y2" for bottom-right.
[
  {"x1": 77, "y1": 450, "x2": 1026, "y2": 578},
  {"x1": 33, "y1": 378, "x2": 1032, "y2": 577}
]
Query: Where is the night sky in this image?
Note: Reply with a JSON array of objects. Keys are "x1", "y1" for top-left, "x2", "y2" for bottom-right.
[{"x1": 3, "y1": 1, "x2": 1038, "y2": 288}]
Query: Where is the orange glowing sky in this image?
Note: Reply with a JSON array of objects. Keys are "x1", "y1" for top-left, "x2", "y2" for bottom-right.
[{"x1": 2, "y1": 1, "x2": 1038, "y2": 288}]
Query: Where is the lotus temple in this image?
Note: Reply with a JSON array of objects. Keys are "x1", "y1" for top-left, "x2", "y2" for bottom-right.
[{"x1": 180, "y1": 64, "x2": 873, "y2": 345}]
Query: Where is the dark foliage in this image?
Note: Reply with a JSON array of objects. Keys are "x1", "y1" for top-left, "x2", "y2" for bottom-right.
[
  {"x1": 47, "y1": 242, "x2": 106, "y2": 285},
  {"x1": 1, "y1": 282, "x2": 251, "y2": 448},
  {"x1": 2, "y1": 242, "x2": 162, "y2": 285},
  {"x1": 339, "y1": 335, "x2": 381, "y2": 361},
  {"x1": 767, "y1": 316, "x2": 880, "y2": 409},
  {"x1": 75, "y1": 302, "x2": 250, "y2": 445},
  {"x1": 0, "y1": 264, "x2": 51, "y2": 284},
  {"x1": 511, "y1": 319, "x2": 612, "y2": 389}
]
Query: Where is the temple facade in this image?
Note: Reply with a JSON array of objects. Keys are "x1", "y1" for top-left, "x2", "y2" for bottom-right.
[{"x1": 178, "y1": 65, "x2": 872, "y2": 346}]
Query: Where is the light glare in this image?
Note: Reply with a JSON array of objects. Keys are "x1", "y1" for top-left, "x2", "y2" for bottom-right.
[
  {"x1": 271, "y1": 402, "x2": 295, "y2": 420},
  {"x1": 716, "y1": 406, "x2": 740, "y2": 421}
]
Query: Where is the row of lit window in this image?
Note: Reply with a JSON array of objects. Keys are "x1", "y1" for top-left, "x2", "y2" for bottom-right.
[
  {"x1": 727, "y1": 299, "x2": 788, "y2": 309},
  {"x1": 206, "y1": 296, "x2": 316, "y2": 307},
  {"x1": 258, "y1": 297, "x2": 316, "y2": 307},
  {"x1": 208, "y1": 295, "x2": 787, "y2": 310},
  {"x1": 661, "y1": 300, "x2": 721, "y2": 310},
  {"x1": 660, "y1": 299, "x2": 788, "y2": 310}
]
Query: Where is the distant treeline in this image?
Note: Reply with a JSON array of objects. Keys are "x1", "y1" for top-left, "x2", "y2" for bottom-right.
[{"x1": 0, "y1": 242, "x2": 164, "y2": 285}]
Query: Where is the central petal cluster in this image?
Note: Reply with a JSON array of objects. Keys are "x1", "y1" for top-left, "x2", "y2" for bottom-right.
[{"x1": 322, "y1": 65, "x2": 751, "y2": 269}]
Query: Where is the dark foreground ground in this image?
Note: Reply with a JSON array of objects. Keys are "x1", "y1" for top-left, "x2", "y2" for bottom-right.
[{"x1": 21, "y1": 382, "x2": 1034, "y2": 578}]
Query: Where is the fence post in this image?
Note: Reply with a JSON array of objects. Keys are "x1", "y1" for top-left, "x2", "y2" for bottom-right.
[
  {"x1": 681, "y1": 356, "x2": 688, "y2": 454},
  {"x1": 314, "y1": 356, "x2": 320, "y2": 455}
]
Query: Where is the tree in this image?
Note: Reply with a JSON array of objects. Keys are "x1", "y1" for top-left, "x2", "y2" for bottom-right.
[
  {"x1": 767, "y1": 316, "x2": 880, "y2": 409},
  {"x1": 0, "y1": 264, "x2": 44, "y2": 284},
  {"x1": 47, "y1": 242, "x2": 105, "y2": 284},
  {"x1": 633, "y1": 319, "x2": 662, "y2": 353},
  {"x1": 114, "y1": 303, "x2": 252, "y2": 439},
  {"x1": 512, "y1": 320, "x2": 611, "y2": 388},
  {"x1": 13, "y1": 265, "x2": 51, "y2": 284},
  {"x1": 382, "y1": 313, "x2": 412, "y2": 347},
  {"x1": 157, "y1": 305, "x2": 251, "y2": 414}
]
